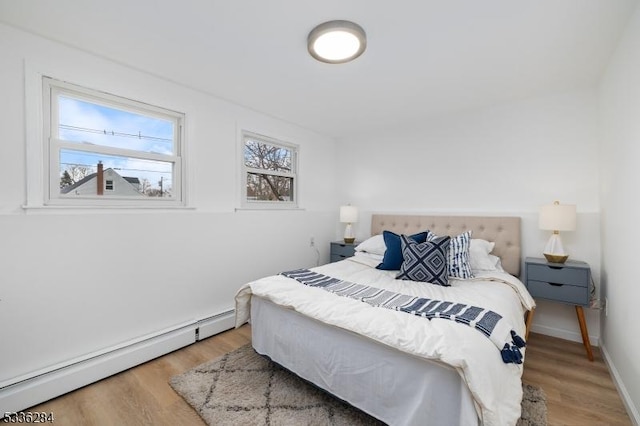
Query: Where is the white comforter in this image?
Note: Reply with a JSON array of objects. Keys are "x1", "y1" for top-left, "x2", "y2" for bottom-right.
[{"x1": 235, "y1": 254, "x2": 536, "y2": 426}]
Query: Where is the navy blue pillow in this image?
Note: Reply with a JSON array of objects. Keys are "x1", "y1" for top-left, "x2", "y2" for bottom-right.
[
  {"x1": 396, "y1": 234, "x2": 451, "y2": 286},
  {"x1": 376, "y1": 230, "x2": 429, "y2": 270}
]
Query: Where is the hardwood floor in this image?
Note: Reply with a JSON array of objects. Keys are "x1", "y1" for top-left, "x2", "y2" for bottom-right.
[
  {"x1": 29, "y1": 326, "x2": 251, "y2": 426},
  {"x1": 522, "y1": 333, "x2": 631, "y2": 426},
  {"x1": 27, "y1": 327, "x2": 631, "y2": 425}
]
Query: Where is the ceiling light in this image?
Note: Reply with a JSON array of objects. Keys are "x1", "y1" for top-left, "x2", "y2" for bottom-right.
[{"x1": 308, "y1": 20, "x2": 366, "y2": 64}]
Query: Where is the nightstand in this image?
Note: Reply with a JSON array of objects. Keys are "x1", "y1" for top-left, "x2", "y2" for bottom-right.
[
  {"x1": 330, "y1": 241, "x2": 357, "y2": 263},
  {"x1": 524, "y1": 257, "x2": 594, "y2": 361}
]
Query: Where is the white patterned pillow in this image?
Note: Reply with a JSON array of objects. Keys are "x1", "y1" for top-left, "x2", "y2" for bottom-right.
[
  {"x1": 396, "y1": 234, "x2": 450, "y2": 286},
  {"x1": 427, "y1": 230, "x2": 473, "y2": 279}
]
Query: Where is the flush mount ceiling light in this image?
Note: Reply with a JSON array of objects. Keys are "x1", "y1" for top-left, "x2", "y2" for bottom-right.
[{"x1": 308, "y1": 20, "x2": 366, "y2": 64}]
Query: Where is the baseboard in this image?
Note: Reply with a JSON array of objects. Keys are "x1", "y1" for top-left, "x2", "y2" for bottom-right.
[
  {"x1": 530, "y1": 323, "x2": 599, "y2": 346},
  {"x1": 601, "y1": 344, "x2": 640, "y2": 425},
  {"x1": 197, "y1": 310, "x2": 236, "y2": 340},
  {"x1": 0, "y1": 310, "x2": 235, "y2": 414}
]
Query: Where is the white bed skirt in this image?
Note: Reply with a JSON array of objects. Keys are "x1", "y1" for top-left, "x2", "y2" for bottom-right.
[{"x1": 251, "y1": 296, "x2": 480, "y2": 426}]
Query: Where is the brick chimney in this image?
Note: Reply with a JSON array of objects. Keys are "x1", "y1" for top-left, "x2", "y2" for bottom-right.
[{"x1": 97, "y1": 161, "x2": 104, "y2": 195}]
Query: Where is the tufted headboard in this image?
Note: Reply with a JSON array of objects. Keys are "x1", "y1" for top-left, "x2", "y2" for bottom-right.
[{"x1": 371, "y1": 214, "x2": 521, "y2": 276}]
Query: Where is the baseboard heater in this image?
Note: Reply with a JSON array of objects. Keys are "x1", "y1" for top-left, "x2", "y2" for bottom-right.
[{"x1": 0, "y1": 309, "x2": 235, "y2": 415}]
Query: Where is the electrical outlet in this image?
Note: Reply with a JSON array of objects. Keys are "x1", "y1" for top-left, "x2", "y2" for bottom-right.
[
  {"x1": 309, "y1": 236, "x2": 315, "y2": 247},
  {"x1": 605, "y1": 297, "x2": 609, "y2": 317}
]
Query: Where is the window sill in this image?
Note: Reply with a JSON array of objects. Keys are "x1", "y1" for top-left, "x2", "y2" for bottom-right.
[
  {"x1": 21, "y1": 204, "x2": 197, "y2": 213},
  {"x1": 235, "y1": 207, "x2": 306, "y2": 212}
]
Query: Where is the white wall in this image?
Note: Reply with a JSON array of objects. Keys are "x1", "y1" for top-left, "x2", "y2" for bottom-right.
[
  {"x1": 599, "y1": 3, "x2": 640, "y2": 422},
  {"x1": 337, "y1": 89, "x2": 602, "y2": 344},
  {"x1": 0, "y1": 24, "x2": 338, "y2": 386}
]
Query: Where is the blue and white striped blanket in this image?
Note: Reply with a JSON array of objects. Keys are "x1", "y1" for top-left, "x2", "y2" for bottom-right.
[{"x1": 281, "y1": 268, "x2": 526, "y2": 364}]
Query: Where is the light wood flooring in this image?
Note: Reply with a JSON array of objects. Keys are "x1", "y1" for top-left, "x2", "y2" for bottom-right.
[
  {"x1": 522, "y1": 333, "x2": 631, "y2": 425},
  {"x1": 28, "y1": 327, "x2": 631, "y2": 425}
]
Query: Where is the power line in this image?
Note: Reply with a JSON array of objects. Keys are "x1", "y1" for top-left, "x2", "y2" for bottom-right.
[
  {"x1": 60, "y1": 162, "x2": 172, "y2": 176},
  {"x1": 59, "y1": 124, "x2": 173, "y2": 143}
]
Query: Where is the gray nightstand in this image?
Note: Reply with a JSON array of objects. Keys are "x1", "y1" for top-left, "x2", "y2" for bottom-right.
[
  {"x1": 524, "y1": 257, "x2": 594, "y2": 361},
  {"x1": 330, "y1": 241, "x2": 357, "y2": 263}
]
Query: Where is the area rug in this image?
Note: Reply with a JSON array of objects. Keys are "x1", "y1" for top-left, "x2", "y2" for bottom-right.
[{"x1": 170, "y1": 344, "x2": 547, "y2": 426}]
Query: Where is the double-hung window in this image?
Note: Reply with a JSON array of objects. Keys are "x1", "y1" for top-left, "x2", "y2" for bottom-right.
[
  {"x1": 43, "y1": 77, "x2": 185, "y2": 206},
  {"x1": 241, "y1": 131, "x2": 298, "y2": 208}
]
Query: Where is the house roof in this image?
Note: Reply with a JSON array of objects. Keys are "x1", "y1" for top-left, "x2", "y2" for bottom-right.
[
  {"x1": 124, "y1": 177, "x2": 140, "y2": 185},
  {"x1": 60, "y1": 169, "x2": 140, "y2": 194},
  {"x1": 1, "y1": 0, "x2": 637, "y2": 138},
  {"x1": 60, "y1": 172, "x2": 98, "y2": 194}
]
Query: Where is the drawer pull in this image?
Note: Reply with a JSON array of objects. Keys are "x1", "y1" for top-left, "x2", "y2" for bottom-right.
[
  {"x1": 548, "y1": 282, "x2": 564, "y2": 287},
  {"x1": 547, "y1": 265, "x2": 564, "y2": 270}
]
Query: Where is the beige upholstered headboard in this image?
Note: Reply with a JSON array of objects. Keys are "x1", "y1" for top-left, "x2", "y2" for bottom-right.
[{"x1": 371, "y1": 214, "x2": 521, "y2": 276}]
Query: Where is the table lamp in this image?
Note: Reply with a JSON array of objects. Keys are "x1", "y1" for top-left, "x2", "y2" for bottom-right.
[
  {"x1": 340, "y1": 205, "x2": 358, "y2": 244},
  {"x1": 539, "y1": 201, "x2": 576, "y2": 263}
]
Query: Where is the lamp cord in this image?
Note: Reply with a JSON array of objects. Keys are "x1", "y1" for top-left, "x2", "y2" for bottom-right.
[{"x1": 589, "y1": 275, "x2": 598, "y2": 309}]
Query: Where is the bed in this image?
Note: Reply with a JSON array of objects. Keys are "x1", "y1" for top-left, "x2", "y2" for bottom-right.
[{"x1": 235, "y1": 215, "x2": 535, "y2": 425}]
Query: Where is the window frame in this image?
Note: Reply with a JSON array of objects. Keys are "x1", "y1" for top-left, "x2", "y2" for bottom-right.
[
  {"x1": 41, "y1": 77, "x2": 186, "y2": 207},
  {"x1": 240, "y1": 131, "x2": 299, "y2": 209}
]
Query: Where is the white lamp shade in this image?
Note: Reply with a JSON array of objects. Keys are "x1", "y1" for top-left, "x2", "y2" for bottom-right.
[
  {"x1": 340, "y1": 205, "x2": 358, "y2": 223},
  {"x1": 539, "y1": 203, "x2": 576, "y2": 231}
]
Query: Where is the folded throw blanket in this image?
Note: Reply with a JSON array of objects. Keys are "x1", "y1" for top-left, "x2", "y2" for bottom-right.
[{"x1": 281, "y1": 268, "x2": 526, "y2": 364}]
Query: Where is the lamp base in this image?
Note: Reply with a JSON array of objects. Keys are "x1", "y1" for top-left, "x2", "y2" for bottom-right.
[
  {"x1": 544, "y1": 253, "x2": 569, "y2": 264},
  {"x1": 343, "y1": 223, "x2": 355, "y2": 244}
]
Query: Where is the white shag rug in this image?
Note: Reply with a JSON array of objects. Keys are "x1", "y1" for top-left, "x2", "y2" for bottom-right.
[{"x1": 170, "y1": 344, "x2": 547, "y2": 426}]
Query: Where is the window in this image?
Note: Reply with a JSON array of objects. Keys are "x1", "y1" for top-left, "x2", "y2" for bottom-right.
[
  {"x1": 241, "y1": 131, "x2": 298, "y2": 208},
  {"x1": 43, "y1": 77, "x2": 184, "y2": 206}
]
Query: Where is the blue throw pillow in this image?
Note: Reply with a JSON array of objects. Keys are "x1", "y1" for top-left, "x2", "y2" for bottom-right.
[
  {"x1": 397, "y1": 234, "x2": 451, "y2": 286},
  {"x1": 376, "y1": 230, "x2": 428, "y2": 270}
]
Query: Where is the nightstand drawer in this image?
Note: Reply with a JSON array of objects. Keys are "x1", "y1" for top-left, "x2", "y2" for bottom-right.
[
  {"x1": 527, "y1": 280, "x2": 589, "y2": 305},
  {"x1": 330, "y1": 241, "x2": 357, "y2": 263},
  {"x1": 331, "y1": 243, "x2": 356, "y2": 257},
  {"x1": 526, "y1": 264, "x2": 589, "y2": 287}
]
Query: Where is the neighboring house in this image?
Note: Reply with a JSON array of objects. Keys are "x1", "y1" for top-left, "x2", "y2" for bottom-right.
[{"x1": 61, "y1": 167, "x2": 143, "y2": 197}]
